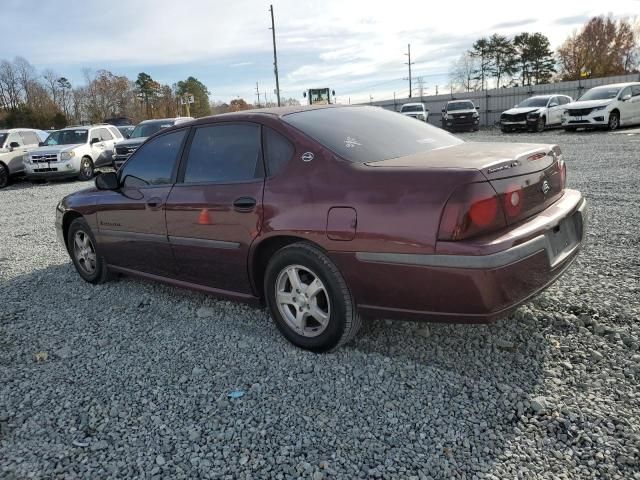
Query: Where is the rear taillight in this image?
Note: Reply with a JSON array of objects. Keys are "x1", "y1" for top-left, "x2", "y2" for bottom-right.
[
  {"x1": 438, "y1": 182, "x2": 507, "y2": 241},
  {"x1": 559, "y1": 158, "x2": 566, "y2": 188},
  {"x1": 503, "y1": 185, "x2": 524, "y2": 218}
]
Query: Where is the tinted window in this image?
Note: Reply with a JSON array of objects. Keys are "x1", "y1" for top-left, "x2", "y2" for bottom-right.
[
  {"x1": 120, "y1": 130, "x2": 186, "y2": 188},
  {"x1": 447, "y1": 101, "x2": 476, "y2": 111},
  {"x1": 20, "y1": 131, "x2": 40, "y2": 145},
  {"x1": 183, "y1": 124, "x2": 262, "y2": 183},
  {"x1": 96, "y1": 128, "x2": 113, "y2": 141},
  {"x1": 264, "y1": 128, "x2": 294, "y2": 176},
  {"x1": 283, "y1": 106, "x2": 462, "y2": 163},
  {"x1": 517, "y1": 97, "x2": 550, "y2": 108}
]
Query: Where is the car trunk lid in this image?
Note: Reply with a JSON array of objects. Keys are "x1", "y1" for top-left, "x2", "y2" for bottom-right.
[{"x1": 366, "y1": 142, "x2": 565, "y2": 225}]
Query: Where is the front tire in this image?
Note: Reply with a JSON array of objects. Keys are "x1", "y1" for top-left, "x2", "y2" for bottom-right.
[
  {"x1": 535, "y1": 116, "x2": 545, "y2": 132},
  {"x1": 608, "y1": 111, "x2": 620, "y2": 131},
  {"x1": 0, "y1": 163, "x2": 8, "y2": 189},
  {"x1": 67, "y1": 218, "x2": 111, "y2": 284},
  {"x1": 78, "y1": 157, "x2": 94, "y2": 181},
  {"x1": 264, "y1": 243, "x2": 361, "y2": 352}
]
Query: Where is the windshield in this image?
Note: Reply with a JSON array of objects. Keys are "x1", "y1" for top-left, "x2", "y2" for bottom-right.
[
  {"x1": 283, "y1": 106, "x2": 463, "y2": 163},
  {"x1": 579, "y1": 87, "x2": 621, "y2": 101},
  {"x1": 517, "y1": 97, "x2": 550, "y2": 108},
  {"x1": 0, "y1": 133, "x2": 7, "y2": 146},
  {"x1": 129, "y1": 121, "x2": 174, "y2": 139},
  {"x1": 43, "y1": 129, "x2": 88, "y2": 146},
  {"x1": 401, "y1": 105, "x2": 424, "y2": 113},
  {"x1": 447, "y1": 101, "x2": 475, "y2": 111}
]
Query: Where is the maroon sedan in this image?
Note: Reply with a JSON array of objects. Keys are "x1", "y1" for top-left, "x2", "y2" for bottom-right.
[{"x1": 55, "y1": 105, "x2": 586, "y2": 351}]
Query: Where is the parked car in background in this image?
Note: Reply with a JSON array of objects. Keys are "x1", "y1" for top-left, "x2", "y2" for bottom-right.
[
  {"x1": 0, "y1": 128, "x2": 43, "y2": 188},
  {"x1": 562, "y1": 82, "x2": 640, "y2": 131},
  {"x1": 400, "y1": 102, "x2": 429, "y2": 122},
  {"x1": 24, "y1": 124, "x2": 123, "y2": 181},
  {"x1": 441, "y1": 100, "x2": 480, "y2": 131},
  {"x1": 56, "y1": 105, "x2": 585, "y2": 352},
  {"x1": 112, "y1": 117, "x2": 193, "y2": 170},
  {"x1": 117, "y1": 125, "x2": 135, "y2": 138},
  {"x1": 104, "y1": 117, "x2": 133, "y2": 127},
  {"x1": 500, "y1": 95, "x2": 573, "y2": 133}
]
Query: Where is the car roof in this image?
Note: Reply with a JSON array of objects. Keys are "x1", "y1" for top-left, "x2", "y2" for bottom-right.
[
  {"x1": 139, "y1": 117, "x2": 193, "y2": 124},
  {"x1": 447, "y1": 99, "x2": 474, "y2": 103},
  {"x1": 590, "y1": 82, "x2": 640, "y2": 88},
  {"x1": 401, "y1": 102, "x2": 424, "y2": 106}
]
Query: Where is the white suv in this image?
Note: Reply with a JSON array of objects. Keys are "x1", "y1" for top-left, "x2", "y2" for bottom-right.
[
  {"x1": 562, "y1": 82, "x2": 640, "y2": 131},
  {"x1": 400, "y1": 103, "x2": 429, "y2": 122},
  {"x1": 24, "y1": 125, "x2": 123, "y2": 181},
  {"x1": 0, "y1": 128, "x2": 44, "y2": 188}
]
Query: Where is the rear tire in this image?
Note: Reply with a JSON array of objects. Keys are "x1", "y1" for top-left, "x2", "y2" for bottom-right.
[
  {"x1": 0, "y1": 163, "x2": 8, "y2": 189},
  {"x1": 608, "y1": 111, "x2": 620, "y2": 131},
  {"x1": 264, "y1": 242, "x2": 361, "y2": 352},
  {"x1": 78, "y1": 157, "x2": 94, "y2": 181},
  {"x1": 67, "y1": 218, "x2": 112, "y2": 284}
]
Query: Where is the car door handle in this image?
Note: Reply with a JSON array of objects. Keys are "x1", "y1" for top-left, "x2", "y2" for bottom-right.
[
  {"x1": 233, "y1": 196, "x2": 257, "y2": 212},
  {"x1": 146, "y1": 197, "x2": 163, "y2": 210}
]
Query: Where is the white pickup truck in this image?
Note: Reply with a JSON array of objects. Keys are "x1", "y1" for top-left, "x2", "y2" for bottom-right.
[{"x1": 400, "y1": 103, "x2": 429, "y2": 122}]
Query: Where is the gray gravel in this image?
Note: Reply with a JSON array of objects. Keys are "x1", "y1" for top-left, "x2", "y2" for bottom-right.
[{"x1": 1, "y1": 128, "x2": 639, "y2": 479}]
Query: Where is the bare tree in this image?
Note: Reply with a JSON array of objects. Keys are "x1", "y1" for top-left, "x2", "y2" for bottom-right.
[{"x1": 449, "y1": 53, "x2": 480, "y2": 92}]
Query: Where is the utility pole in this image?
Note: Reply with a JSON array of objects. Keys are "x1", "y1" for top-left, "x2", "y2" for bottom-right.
[
  {"x1": 269, "y1": 5, "x2": 281, "y2": 107},
  {"x1": 255, "y1": 82, "x2": 261, "y2": 108},
  {"x1": 405, "y1": 44, "x2": 414, "y2": 98}
]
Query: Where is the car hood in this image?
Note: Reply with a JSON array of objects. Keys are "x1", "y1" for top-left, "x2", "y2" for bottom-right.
[
  {"x1": 30, "y1": 144, "x2": 83, "y2": 155},
  {"x1": 566, "y1": 100, "x2": 611, "y2": 109},
  {"x1": 502, "y1": 107, "x2": 540, "y2": 115},
  {"x1": 365, "y1": 142, "x2": 557, "y2": 179},
  {"x1": 115, "y1": 137, "x2": 147, "y2": 148}
]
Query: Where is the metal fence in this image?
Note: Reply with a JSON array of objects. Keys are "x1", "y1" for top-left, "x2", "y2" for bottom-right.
[{"x1": 365, "y1": 73, "x2": 640, "y2": 127}]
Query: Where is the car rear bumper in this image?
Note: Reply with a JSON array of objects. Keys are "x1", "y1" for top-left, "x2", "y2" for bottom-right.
[{"x1": 332, "y1": 189, "x2": 586, "y2": 323}]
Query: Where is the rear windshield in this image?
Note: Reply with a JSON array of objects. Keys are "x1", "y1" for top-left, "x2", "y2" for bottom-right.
[{"x1": 283, "y1": 106, "x2": 462, "y2": 163}]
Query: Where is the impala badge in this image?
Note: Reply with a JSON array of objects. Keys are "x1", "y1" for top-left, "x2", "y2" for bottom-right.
[
  {"x1": 301, "y1": 152, "x2": 314, "y2": 162},
  {"x1": 541, "y1": 180, "x2": 551, "y2": 195}
]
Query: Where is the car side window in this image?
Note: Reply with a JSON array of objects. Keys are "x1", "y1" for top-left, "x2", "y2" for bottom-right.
[
  {"x1": 631, "y1": 85, "x2": 640, "y2": 97},
  {"x1": 263, "y1": 127, "x2": 294, "y2": 177},
  {"x1": 108, "y1": 126, "x2": 123, "y2": 139},
  {"x1": 619, "y1": 87, "x2": 632, "y2": 99},
  {"x1": 560, "y1": 96, "x2": 569, "y2": 105},
  {"x1": 6, "y1": 133, "x2": 23, "y2": 146},
  {"x1": 548, "y1": 96, "x2": 559, "y2": 107},
  {"x1": 182, "y1": 124, "x2": 262, "y2": 184},
  {"x1": 97, "y1": 128, "x2": 113, "y2": 142},
  {"x1": 119, "y1": 129, "x2": 187, "y2": 188},
  {"x1": 20, "y1": 131, "x2": 39, "y2": 145}
]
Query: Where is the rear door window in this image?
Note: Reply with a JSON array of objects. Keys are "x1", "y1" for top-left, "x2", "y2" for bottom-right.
[
  {"x1": 182, "y1": 124, "x2": 263, "y2": 183},
  {"x1": 97, "y1": 128, "x2": 113, "y2": 141},
  {"x1": 263, "y1": 127, "x2": 294, "y2": 176}
]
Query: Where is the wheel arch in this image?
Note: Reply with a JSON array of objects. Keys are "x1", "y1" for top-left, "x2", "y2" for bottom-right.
[
  {"x1": 250, "y1": 234, "x2": 328, "y2": 299},
  {"x1": 62, "y1": 210, "x2": 83, "y2": 251}
]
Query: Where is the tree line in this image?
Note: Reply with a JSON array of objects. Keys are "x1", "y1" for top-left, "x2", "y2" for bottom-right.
[
  {"x1": 449, "y1": 15, "x2": 638, "y2": 92},
  {"x1": 0, "y1": 55, "x2": 300, "y2": 130}
]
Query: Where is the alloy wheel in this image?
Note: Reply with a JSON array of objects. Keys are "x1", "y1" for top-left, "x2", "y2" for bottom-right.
[
  {"x1": 609, "y1": 113, "x2": 619, "y2": 131},
  {"x1": 275, "y1": 265, "x2": 331, "y2": 338},
  {"x1": 73, "y1": 230, "x2": 97, "y2": 274}
]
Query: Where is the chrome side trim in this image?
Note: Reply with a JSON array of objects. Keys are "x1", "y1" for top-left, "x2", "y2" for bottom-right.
[
  {"x1": 169, "y1": 236, "x2": 240, "y2": 250},
  {"x1": 356, "y1": 235, "x2": 547, "y2": 269},
  {"x1": 99, "y1": 230, "x2": 168, "y2": 243}
]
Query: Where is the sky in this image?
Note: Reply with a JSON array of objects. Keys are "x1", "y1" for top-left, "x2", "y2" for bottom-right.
[{"x1": 3, "y1": 0, "x2": 639, "y2": 105}]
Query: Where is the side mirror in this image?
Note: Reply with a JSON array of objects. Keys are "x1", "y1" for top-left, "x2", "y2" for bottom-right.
[
  {"x1": 95, "y1": 171, "x2": 119, "y2": 190},
  {"x1": 38, "y1": 141, "x2": 45, "y2": 147},
  {"x1": 303, "y1": 92, "x2": 307, "y2": 98},
  {"x1": 9, "y1": 141, "x2": 20, "y2": 151},
  {"x1": 332, "y1": 90, "x2": 336, "y2": 96},
  {"x1": 441, "y1": 108, "x2": 446, "y2": 113},
  {"x1": 476, "y1": 106, "x2": 480, "y2": 110},
  {"x1": 90, "y1": 137, "x2": 100, "y2": 145},
  {"x1": 621, "y1": 93, "x2": 631, "y2": 101}
]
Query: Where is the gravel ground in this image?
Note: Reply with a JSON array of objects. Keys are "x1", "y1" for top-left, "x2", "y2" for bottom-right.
[{"x1": 1, "y1": 128, "x2": 639, "y2": 479}]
